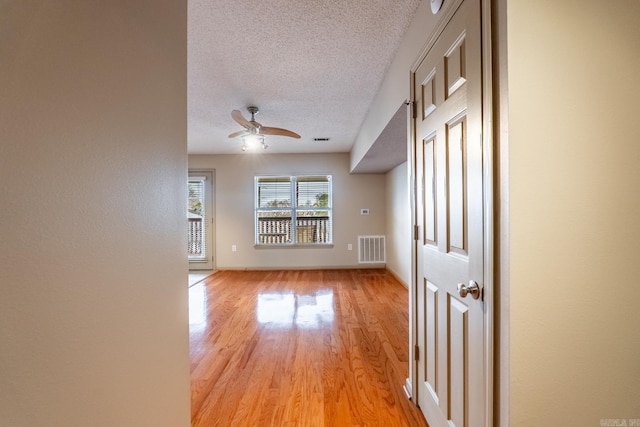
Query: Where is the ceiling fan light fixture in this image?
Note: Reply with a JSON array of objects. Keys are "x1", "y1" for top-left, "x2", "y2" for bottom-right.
[
  {"x1": 241, "y1": 132, "x2": 265, "y2": 150},
  {"x1": 229, "y1": 106, "x2": 299, "y2": 152}
]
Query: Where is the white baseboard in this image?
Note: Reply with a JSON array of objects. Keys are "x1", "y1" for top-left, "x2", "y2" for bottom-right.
[
  {"x1": 217, "y1": 265, "x2": 386, "y2": 271},
  {"x1": 386, "y1": 267, "x2": 409, "y2": 289},
  {"x1": 403, "y1": 378, "x2": 413, "y2": 400}
]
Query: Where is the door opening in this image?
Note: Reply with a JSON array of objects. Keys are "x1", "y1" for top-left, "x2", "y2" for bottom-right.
[
  {"x1": 188, "y1": 170, "x2": 214, "y2": 271},
  {"x1": 410, "y1": 0, "x2": 493, "y2": 425}
]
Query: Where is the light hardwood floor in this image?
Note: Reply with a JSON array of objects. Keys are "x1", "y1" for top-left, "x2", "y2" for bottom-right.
[{"x1": 189, "y1": 269, "x2": 428, "y2": 427}]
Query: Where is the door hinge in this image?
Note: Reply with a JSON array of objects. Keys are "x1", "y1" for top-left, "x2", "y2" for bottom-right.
[
  {"x1": 406, "y1": 100, "x2": 417, "y2": 119},
  {"x1": 413, "y1": 224, "x2": 419, "y2": 241},
  {"x1": 414, "y1": 344, "x2": 420, "y2": 361}
]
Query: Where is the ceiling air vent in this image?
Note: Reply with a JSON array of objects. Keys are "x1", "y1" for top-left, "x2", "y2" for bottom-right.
[{"x1": 313, "y1": 138, "x2": 330, "y2": 142}]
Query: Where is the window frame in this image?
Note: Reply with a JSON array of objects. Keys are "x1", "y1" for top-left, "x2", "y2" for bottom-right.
[{"x1": 254, "y1": 175, "x2": 333, "y2": 247}]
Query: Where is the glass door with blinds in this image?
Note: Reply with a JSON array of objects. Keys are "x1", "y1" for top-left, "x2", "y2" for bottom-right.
[{"x1": 188, "y1": 171, "x2": 214, "y2": 270}]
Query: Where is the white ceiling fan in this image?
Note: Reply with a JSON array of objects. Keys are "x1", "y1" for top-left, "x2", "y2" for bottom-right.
[{"x1": 228, "y1": 106, "x2": 301, "y2": 151}]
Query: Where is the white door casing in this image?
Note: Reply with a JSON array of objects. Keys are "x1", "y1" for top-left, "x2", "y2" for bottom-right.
[{"x1": 412, "y1": 0, "x2": 490, "y2": 425}]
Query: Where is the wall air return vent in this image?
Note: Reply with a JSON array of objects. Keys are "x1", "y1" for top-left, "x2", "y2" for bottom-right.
[{"x1": 358, "y1": 235, "x2": 386, "y2": 264}]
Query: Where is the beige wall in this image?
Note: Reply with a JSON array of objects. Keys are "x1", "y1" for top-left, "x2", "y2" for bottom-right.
[
  {"x1": 385, "y1": 162, "x2": 411, "y2": 286},
  {"x1": 0, "y1": 2, "x2": 190, "y2": 426},
  {"x1": 188, "y1": 153, "x2": 386, "y2": 269},
  {"x1": 506, "y1": 0, "x2": 640, "y2": 424}
]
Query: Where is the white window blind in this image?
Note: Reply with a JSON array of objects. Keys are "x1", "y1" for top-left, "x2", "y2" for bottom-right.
[
  {"x1": 257, "y1": 177, "x2": 292, "y2": 208},
  {"x1": 255, "y1": 175, "x2": 332, "y2": 245},
  {"x1": 188, "y1": 178, "x2": 207, "y2": 259}
]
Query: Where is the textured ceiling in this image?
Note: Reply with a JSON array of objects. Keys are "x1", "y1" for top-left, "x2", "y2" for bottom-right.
[{"x1": 188, "y1": 0, "x2": 421, "y2": 167}]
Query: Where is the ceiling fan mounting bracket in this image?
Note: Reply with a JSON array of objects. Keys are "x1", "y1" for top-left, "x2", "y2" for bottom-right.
[{"x1": 247, "y1": 106, "x2": 259, "y2": 117}]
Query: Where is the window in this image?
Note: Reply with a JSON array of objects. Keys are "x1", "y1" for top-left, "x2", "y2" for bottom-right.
[{"x1": 255, "y1": 175, "x2": 332, "y2": 245}]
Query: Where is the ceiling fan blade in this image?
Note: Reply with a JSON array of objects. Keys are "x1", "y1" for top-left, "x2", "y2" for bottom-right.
[
  {"x1": 260, "y1": 126, "x2": 301, "y2": 139},
  {"x1": 231, "y1": 110, "x2": 254, "y2": 129},
  {"x1": 228, "y1": 130, "x2": 249, "y2": 138}
]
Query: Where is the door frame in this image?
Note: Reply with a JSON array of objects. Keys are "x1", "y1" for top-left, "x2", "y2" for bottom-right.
[{"x1": 408, "y1": 0, "x2": 494, "y2": 424}]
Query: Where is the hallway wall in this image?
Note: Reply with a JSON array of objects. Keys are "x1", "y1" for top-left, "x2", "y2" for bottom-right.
[
  {"x1": 0, "y1": 2, "x2": 190, "y2": 426},
  {"x1": 385, "y1": 161, "x2": 411, "y2": 286},
  {"x1": 505, "y1": 0, "x2": 640, "y2": 424}
]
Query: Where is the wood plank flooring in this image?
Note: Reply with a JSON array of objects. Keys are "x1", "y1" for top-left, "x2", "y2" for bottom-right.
[{"x1": 189, "y1": 269, "x2": 428, "y2": 427}]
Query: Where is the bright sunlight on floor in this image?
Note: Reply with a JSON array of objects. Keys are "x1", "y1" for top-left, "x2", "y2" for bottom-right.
[{"x1": 188, "y1": 271, "x2": 214, "y2": 287}]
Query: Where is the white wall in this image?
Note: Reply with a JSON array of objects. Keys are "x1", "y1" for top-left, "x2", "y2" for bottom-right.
[
  {"x1": 385, "y1": 162, "x2": 411, "y2": 286},
  {"x1": 0, "y1": 2, "x2": 190, "y2": 426},
  {"x1": 506, "y1": 0, "x2": 640, "y2": 424},
  {"x1": 188, "y1": 153, "x2": 386, "y2": 269}
]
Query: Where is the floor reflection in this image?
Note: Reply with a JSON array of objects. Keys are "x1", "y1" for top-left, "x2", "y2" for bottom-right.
[
  {"x1": 189, "y1": 283, "x2": 207, "y2": 326},
  {"x1": 257, "y1": 290, "x2": 334, "y2": 328}
]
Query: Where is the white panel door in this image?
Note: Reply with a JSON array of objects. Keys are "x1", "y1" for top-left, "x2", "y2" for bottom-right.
[{"x1": 413, "y1": 0, "x2": 486, "y2": 425}]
